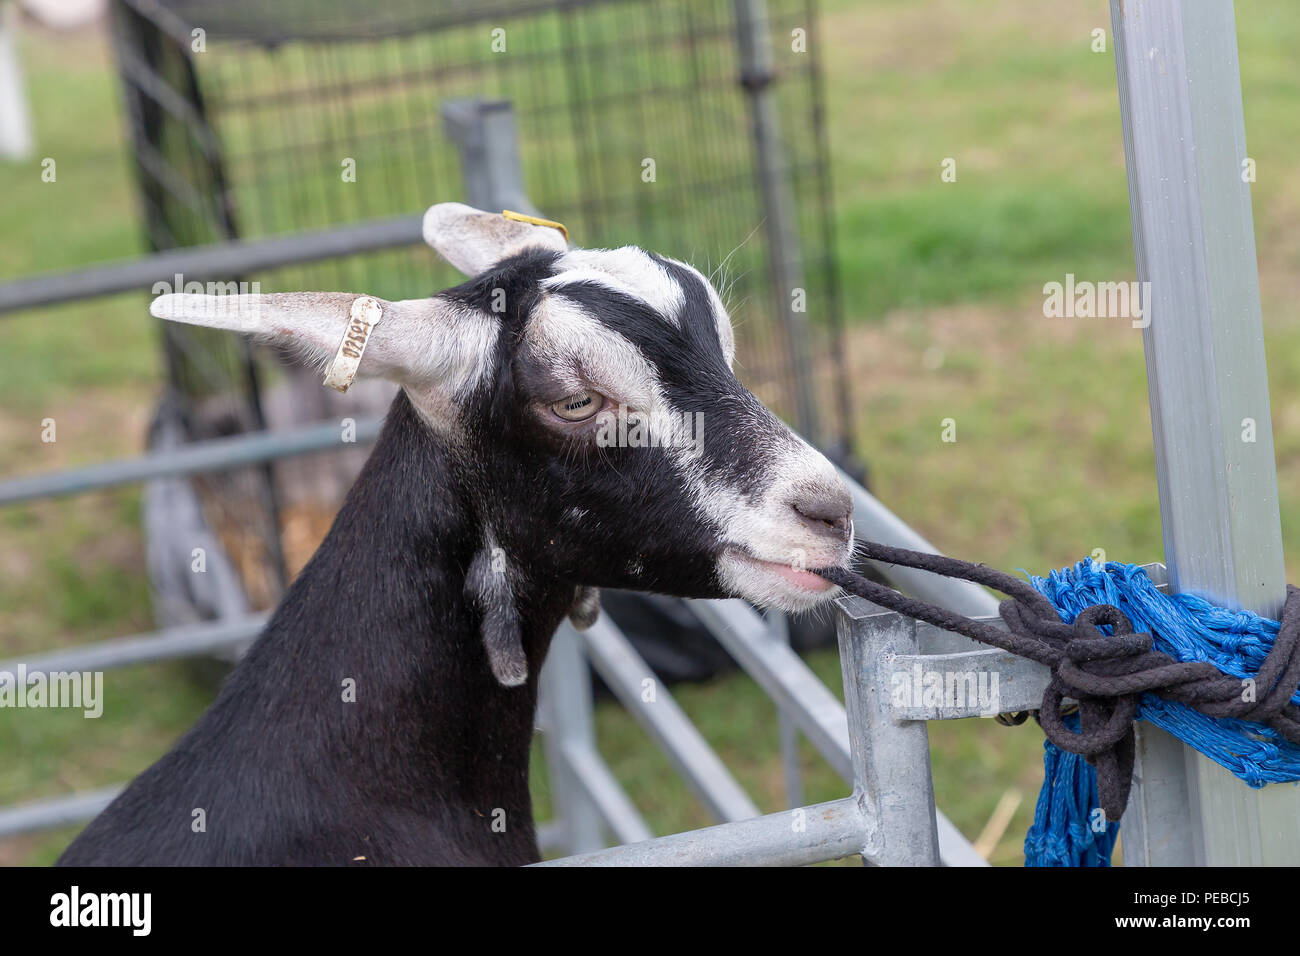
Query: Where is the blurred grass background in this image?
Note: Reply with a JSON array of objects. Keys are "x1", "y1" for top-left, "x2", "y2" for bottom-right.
[{"x1": 2, "y1": 0, "x2": 1299, "y2": 866}]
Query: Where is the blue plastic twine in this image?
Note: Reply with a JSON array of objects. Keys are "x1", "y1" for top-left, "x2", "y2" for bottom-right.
[{"x1": 1022, "y1": 559, "x2": 1300, "y2": 867}]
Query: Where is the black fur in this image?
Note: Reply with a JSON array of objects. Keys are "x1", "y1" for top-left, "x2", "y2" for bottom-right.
[{"x1": 60, "y1": 393, "x2": 568, "y2": 865}]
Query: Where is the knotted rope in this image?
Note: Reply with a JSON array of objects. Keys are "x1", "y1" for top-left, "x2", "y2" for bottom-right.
[{"x1": 815, "y1": 541, "x2": 1300, "y2": 822}]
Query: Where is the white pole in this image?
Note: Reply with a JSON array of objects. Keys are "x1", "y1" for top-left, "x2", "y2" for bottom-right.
[
  {"x1": 0, "y1": 1, "x2": 34, "y2": 161},
  {"x1": 1110, "y1": 0, "x2": 1299, "y2": 865}
]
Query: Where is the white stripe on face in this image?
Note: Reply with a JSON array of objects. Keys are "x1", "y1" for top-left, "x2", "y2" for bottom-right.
[
  {"x1": 545, "y1": 248, "x2": 685, "y2": 327},
  {"x1": 525, "y1": 293, "x2": 660, "y2": 409},
  {"x1": 661, "y1": 256, "x2": 736, "y2": 368},
  {"x1": 546, "y1": 248, "x2": 736, "y2": 368}
]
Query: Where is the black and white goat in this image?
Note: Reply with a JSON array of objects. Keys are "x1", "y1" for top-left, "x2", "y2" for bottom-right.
[{"x1": 58, "y1": 204, "x2": 853, "y2": 866}]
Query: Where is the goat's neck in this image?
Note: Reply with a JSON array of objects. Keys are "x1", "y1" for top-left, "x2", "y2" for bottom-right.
[{"x1": 244, "y1": 391, "x2": 571, "y2": 844}]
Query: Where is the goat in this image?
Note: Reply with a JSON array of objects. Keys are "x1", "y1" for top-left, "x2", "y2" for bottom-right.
[{"x1": 57, "y1": 203, "x2": 854, "y2": 866}]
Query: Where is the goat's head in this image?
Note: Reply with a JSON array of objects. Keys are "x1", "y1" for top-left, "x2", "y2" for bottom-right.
[{"x1": 151, "y1": 203, "x2": 853, "y2": 624}]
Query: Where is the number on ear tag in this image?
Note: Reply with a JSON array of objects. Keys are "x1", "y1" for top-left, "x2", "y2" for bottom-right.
[{"x1": 323, "y1": 296, "x2": 383, "y2": 392}]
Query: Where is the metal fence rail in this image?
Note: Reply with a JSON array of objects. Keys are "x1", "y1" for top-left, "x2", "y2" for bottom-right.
[
  {"x1": 536, "y1": 797, "x2": 866, "y2": 867},
  {"x1": 0, "y1": 216, "x2": 423, "y2": 316},
  {"x1": 1, "y1": 615, "x2": 267, "y2": 679},
  {"x1": 577, "y1": 616, "x2": 762, "y2": 824},
  {"x1": 538, "y1": 585, "x2": 1039, "y2": 868},
  {"x1": 0, "y1": 418, "x2": 382, "y2": 506}
]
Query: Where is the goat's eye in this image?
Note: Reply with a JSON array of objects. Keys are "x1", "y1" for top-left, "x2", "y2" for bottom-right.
[{"x1": 550, "y1": 390, "x2": 605, "y2": 422}]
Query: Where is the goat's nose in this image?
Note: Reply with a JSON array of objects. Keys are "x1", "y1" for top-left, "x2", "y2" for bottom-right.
[{"x1": 791, "y1": 487, "x2": 853, "y2": 541}]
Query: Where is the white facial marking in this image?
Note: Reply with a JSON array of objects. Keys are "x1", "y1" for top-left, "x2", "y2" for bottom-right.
[
  {"x1": 546, "y1": 248, "x2": 685, "y2": 326},
  {"x1": 527, "y1": 294, "x2": 658, "y2": 408},
  {"x1": 663, "y1": 256, "x2": 736, "y2": 367}
]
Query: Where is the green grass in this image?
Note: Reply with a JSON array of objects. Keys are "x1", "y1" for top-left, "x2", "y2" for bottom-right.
[
  {"x1": 835, "y1": 184, "x2": 1132, "y2": 317},
  {"x1": 4, "y1": 0, "x2": 1300, "y2": 867}
]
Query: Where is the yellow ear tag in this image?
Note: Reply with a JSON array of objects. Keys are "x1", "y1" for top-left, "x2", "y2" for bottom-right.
[
  {"x1": 501, "y1": 209, "x2": 569, "y2": 242},
  {"x1": 323, "y1": 296, "x2": 383, "y2": 393}
]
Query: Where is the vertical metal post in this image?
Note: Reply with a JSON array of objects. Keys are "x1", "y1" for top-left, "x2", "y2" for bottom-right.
[
  {"x1": 733, "y1": 0, "x2": 822, "y2": 446},
  {"x1": 835, "y1": 597, "x2": 941, "y2": 866},
  {"x1": 442, "y1": 99, "x2": 539, "y2": 216},
  {"x1": 768, "y1": 611, "x2": 804, "y2": 808},
  {"x1": 0, "y1": 1, "x2": 33, "y2": 161},
  {"x1": 1111, "y1": 0, "x2": 1299, "y2": 865},
  {"x1": 538, "y1": 625, "x2": 605, "y2": 855}
]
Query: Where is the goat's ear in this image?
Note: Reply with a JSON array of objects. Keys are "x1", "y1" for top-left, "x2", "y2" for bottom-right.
[
  {"x1": 422, "y1": 202, "x2": 568, "y2": 276},
  {"x1": 150, "y1": 291, "x2": 496, "y2": 395}
]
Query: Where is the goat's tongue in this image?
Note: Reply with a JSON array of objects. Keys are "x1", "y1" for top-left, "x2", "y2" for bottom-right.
[{"x1": 769, "y1": 562, "x2": 835, "y2": 591}]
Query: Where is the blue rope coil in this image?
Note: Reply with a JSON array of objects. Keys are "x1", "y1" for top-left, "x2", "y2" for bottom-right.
[{"x1": 1023, "y1": 558, "x2": 1300, "y2": 867}]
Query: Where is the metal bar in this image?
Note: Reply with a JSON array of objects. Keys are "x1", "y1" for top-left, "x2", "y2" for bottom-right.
[
  {"x1": 558, "y1": 740, "x2": 654, "y2": 847},
  {"x1": 115, "y1": 42, "x2": 221, "y2": 162},
  {"x1": 1111, "y1": 0, "x2": 1298, "y2": 866},
  {"x1": 578, "y1": 616, "x2": 761, "y2": 824},
  {"x1": 118, "y1": 0, "x2": 196, "y2": 51},
  {"x1": 888, "y1": 648, "x2": 1049, "y2": 721},
  {"x1": 767, "y1": 611, "x2": 804, "y2": 808},
  {"x1": 0, "y1": 2, "x2": 33, "y2": 162},
  {"x1": 535, "y1": 821, "x2": 564, "y2": 853},
  {"x1": 836, "y1": 594, "x2": 941, "y2": 866},
  {"x1": 442, "y1": 99, "x2": 540, "y2": 216},
  {"x1": 733, "y1": 0, "x2": 821, "y2": 445},
  {"x1": 537, "y1": 625, "x2": 606, "y2": 854},
  {"x1": 1, "y1": 614, "x2": 267, "y2": 677},
  {"x1": 689, "y1": 598, "x2": 988, "y2": 866},
  {"x1": 129, "y1": 135, "x2": 212, "y2": 223},
  {"x1": 691, "y1": 599, "x2": 851, "y2": 777},
  {"x1": 0, "y1": 417, "x2": 382, "y2": 506},
  {"x1": 934, "y1": 812, "x2": 989, "y2": 869},
  {"x1": 533, "y1": 797, "x2": 864, "y2": 867},
  {"x1": 844, "y1": 472, "x2": 1000, "y2": 618},
  {"x1": 0, "y1": 786, "x2": 122, "y2": 839},
  {"x1": 0, "y1": 216, "x2": 423, "y2": 315}
]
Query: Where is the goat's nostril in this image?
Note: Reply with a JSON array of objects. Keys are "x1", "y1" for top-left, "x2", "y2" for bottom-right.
[{"x1": 792, "y1": 492, "x2": 853, "y2": 539}]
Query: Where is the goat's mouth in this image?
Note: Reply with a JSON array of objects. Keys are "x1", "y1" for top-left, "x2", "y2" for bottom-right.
[{"x1": 718, "y1": 545, "x2": 846, "y2": 611}]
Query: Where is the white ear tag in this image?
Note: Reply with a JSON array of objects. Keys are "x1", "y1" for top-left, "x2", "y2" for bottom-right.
[{"x1": 323, "y1": 296, "x2": 384, "y2": 392}]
